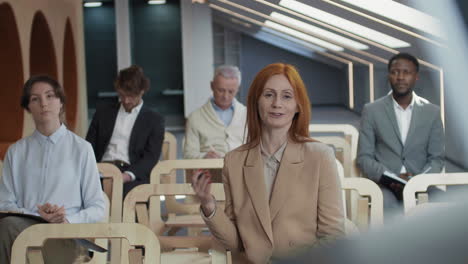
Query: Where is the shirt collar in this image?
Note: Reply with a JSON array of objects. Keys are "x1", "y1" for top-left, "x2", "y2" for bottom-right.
[
  {"x1": 260, "y1": 140, "x2": 288, "y2": 163},
  {"x1": 120, "y1": 100, "x2": 144, "y2": 114},
  {"x1": 33, "y1": 123, "x2": 67, "y2": 145},
  {"x1": 392, "y1": 92, "x2": 415, "y2": 111},
  {"x1": 210, "y1": 97, "x2": 235, "y2": 112}
]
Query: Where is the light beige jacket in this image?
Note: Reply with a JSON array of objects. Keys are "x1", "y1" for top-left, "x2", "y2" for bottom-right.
[
  {"x1": 184, "y1": 99, "x2": 247, "y2": 159},
  {"x1": 204, "y1": 140, "x2": 345, "y2": 263}
]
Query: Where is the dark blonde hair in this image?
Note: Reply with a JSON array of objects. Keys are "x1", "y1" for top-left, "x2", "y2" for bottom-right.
[
  {"x1": 115, "y1": 65, "x2": 150, "y2": 95},
  {"x1": 244, "y1": 63, "x2": 314, "y2": 149}
]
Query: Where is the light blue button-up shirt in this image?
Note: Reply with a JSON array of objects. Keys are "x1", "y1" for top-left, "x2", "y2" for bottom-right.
[
  {"x1": 211, "y1": 98, "x2": 235, "y2": 126},
  {"x1": 0, "y1": 124, "x2": 105, "y2": 223}
]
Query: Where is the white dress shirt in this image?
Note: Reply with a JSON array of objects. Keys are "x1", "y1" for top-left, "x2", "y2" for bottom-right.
[
  {"x1": 102, "y1": 101, "x2": 143, "y2": 180},
  {"x1": 0, "y1": 124, "x2": 105, "y2": 223},
  {"x1": 392, "y1": 93, "x2": 415, "y2": 174}
]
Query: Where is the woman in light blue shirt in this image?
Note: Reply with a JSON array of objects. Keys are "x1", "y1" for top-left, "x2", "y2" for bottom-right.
[{"x1": 0, "y1": 75, "x2": 105, "y2": 263}]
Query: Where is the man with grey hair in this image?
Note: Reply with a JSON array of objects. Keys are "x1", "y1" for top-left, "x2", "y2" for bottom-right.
[{"x1": 184, "y1": 65, "x2": 247, "y2": 159}]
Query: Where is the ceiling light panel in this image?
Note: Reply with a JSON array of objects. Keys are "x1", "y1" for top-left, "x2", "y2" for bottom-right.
[
  {"x1": 148, "y1": 0, "x2": 166, "y2": 5},
  {"x1": 264, "y1": 20, "x2": 344, "y2": 51},
  {"x1": 339, "y1": 0, "x2": 443, "y2": 38},
  {"x1": 84, "y1": 2, "x2": 102, "y2": 7},
  {"x1": 279, "y1": 0, "x2": 410, "y2": 48},
  {"x1": 271, "y1": 12, "x2": 369, "y2": 50},
  {"x1": 260, "y1": 27, "x2": 327, "y2": 52}
]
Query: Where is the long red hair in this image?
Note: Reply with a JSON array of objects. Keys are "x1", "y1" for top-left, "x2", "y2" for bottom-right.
[{"x1": 244, "y1": 63, "x2": 313, "y2": 149}]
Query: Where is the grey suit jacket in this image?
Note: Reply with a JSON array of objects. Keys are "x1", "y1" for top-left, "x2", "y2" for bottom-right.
[{"x1": 357, "y1": 93, "x2": 445, "y2": 182}]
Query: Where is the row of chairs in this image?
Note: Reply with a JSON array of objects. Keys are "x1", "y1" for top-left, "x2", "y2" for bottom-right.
[
  {"x1": 11, "y1": 160, "x2": 467, "y2": 263},
  {"x1": 6, "y1": 127, "x2": 468, "y2": 263}
]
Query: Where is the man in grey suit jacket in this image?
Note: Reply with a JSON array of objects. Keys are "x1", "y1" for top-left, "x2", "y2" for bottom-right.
[{"x1": 357, "y1": 53, "x2": 444, "y2": 211}]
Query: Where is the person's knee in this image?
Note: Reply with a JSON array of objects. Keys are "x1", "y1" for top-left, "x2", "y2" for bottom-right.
[
  {"x1": 0, "y1": 217, "x2": 19, "y2": 233},
  {"x1": 0, "y1": 216, "x2": 38, "y2": 239}
]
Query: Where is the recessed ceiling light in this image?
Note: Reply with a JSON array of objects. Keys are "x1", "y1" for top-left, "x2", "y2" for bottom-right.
[
  {"x1": 265, "y1": 20, "x2": 344, "y2": 51},
  {"x1": 339, "y1": 0, "x2": 443, "y2": 38},
  {"x1": 271, "y1": 12, "x2": 369, "y2": 50},
  {"x1": 148, "y1": 0, "x2": 166, "y2": 5},
  {"x1": 279, "y1": 0, "x2": 410, "y2": 48},
  {"x1": 260, "y1": 27, "x2": 327, "y2": 52},
  {"x1": 84, "y1": 2, "x2": 102, "y2": 7}
]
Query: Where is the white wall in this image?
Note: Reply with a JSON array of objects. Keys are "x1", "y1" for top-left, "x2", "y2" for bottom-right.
[{"x1": 181, "y1": 1, "x2": 214, "y2": 117}]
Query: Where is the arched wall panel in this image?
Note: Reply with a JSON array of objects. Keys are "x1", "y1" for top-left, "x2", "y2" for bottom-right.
[
  {"x1": 0, "y1": 0, "x2": 88, "y2": 142},
  {"x1": 63, "y1": 18, "x2": 78, "y2": 131},
  {"x1": 30, "y1": 11, "x2": 58, "y2": 79},
  {"x1": 0, "y1": 3, "x2": 24, "y2": 159}
]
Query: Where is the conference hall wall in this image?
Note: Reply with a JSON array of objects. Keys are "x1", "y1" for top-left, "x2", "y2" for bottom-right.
[{"x1": 0, "y1": 0, "x2": 87, "y2": 159}]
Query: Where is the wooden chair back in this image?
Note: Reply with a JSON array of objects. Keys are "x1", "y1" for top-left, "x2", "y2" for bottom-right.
[
  {"x1": 162, "y1": 132, "x2": 177, "y2": 161},
  {"x1": 25, "y1": 193, "x2": 111, "y2": 264},
  {"x1": 151, "y1": 159, "x2": 224, "y2": 184},
  {"x1": 98, "y1": 163, "x2": 123, "y2": 264},
  {"x1": 309, "y1": 124, "x2": 360, "y2": 178},
  {"x1": 123, "y1": 183, "x2": 225, "y2": 236},
  {"x1": 151, "y1": 159, "x2": 224, "y2": 215},
  {"x1": 335, "y1": 159, "x2": 347, "y2": 218},
  {"x1": 122, "y1": 183, "x2": 229, "y2": 263},
  {"x1": 317, "y1": 136, "x2": 352, "y2": 178},
  {"x1": 403, "y1": 173, "x2": 468, "y2": 214},
  {"x1": 341, "y1": 177, "x2": 384, "y2": 231},
  {"x1": 98, "y1": 163, "x2": 123, "y2": 223},
  {"x1": 11, "y1": 223, "x2": 160, "y2": 264}
]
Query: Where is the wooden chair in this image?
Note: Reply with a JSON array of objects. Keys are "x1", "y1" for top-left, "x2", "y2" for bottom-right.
[
  {"x1": 403, "y1": 173, "x2": 468, "y2": 215},
  {"x1": 24, "y1": 192, "x2": 111, "y2": 264},
  {"x1": 122, "y1": 183, "x2": 230, "y2": 264},
  {"x1": 341, "y1": 177, "x2": 384, "y2": 231},
  {"x1": 335, "y1": 160, "x2": 359, "y2": 235},
  {"x1": 162, "y1": 132, "x2": 177, "y2": 161},
  {"x1": 98, "y1": 163, "x2": 125, "y2": 264},
  {"x1": 310, "y1": 124, "x2": 362, "y2": 224},
  {"x1": 11, "y1": 223, "x2": 160, "y2": 264},
  {"x1": 98, "y1": 163, "x2": 123, "y2": 223},
  {"x1": 309, "y1": 124, "x2": 360, "y2": 178},
  {"x1": 151, "y1": 159, "x2": 224, "y2": 184},
  {"x1": 151, "y1": 159, "x2": 224, "y2": 216},
  {"x1": 317, "y1": 136, "x2": 352, "y2": 178}
]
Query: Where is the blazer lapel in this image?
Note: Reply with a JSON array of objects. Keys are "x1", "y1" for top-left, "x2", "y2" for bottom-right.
[
  {"x1": 384, "y1": 95, "x2": 403, "y2": 146},
  {"x1": 269, "y1": 141, "x2": 304, "y2": 221},
  {"x1": 243, "y1": 145, "x2": 274, "y2": 245}
]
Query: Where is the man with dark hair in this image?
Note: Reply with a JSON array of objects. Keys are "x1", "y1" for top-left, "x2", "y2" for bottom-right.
[
  {"x1": 357, "y1": 53, "x2": 445, "y2": 212},
  {"x1": 86, "y1": 65, "x2": 165, "y2": 197}
]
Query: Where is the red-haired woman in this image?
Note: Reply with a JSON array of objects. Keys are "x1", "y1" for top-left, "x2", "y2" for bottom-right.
[{"x1": 192, "y1": 63, "x2": 345, "y2": 263}]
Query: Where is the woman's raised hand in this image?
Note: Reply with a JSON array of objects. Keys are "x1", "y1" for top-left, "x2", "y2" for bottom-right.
[{"x1": 191, "y1": 169, "x2": 216, "y2": 216}]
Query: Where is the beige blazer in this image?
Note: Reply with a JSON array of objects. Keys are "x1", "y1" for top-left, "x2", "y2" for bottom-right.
[{"x1": 204, "y1": 140, "x2": 345, "y2": 263}]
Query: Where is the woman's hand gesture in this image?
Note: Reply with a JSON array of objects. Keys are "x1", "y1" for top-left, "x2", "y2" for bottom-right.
[{"x1": 191, "y1": 169, "x2": 216, "y2": 216}]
